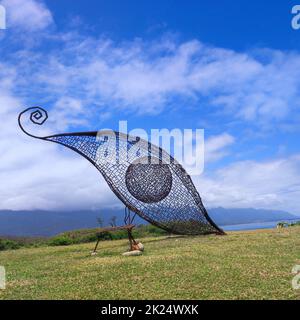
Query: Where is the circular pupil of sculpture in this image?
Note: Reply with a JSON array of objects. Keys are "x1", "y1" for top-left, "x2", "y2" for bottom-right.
[{"x1": 125, "y1": 158, "x2": 172, "y2": 204}]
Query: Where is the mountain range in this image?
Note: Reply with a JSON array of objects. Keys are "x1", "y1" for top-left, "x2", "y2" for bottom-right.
[{"x1": 0, "y1": 207, "x2": 297, "y2": 237}]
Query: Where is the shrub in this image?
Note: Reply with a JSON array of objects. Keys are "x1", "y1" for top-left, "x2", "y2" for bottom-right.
[
  {"x1": 96, "y1": 231, "x2": 114, "y2": 241},
  {"x1": 0, "y1": 239, "x2": 21, "y2": 251},
  {"x1": 290, "y1": 221, "x2": 300, "y2": 227},
  {"x1": 49, "y1": 236, "x2": 72, "y2": 246},
  {"x1": 0, "y1": 223, "x2": 170, "y2": 251}
]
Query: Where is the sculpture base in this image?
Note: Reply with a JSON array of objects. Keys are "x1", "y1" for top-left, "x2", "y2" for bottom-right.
[
  {"x1": 92, "y1": 224, "x2": 138, "y2": 255},
  {"x1": 122, "y1": 250, "x2": 143, "y2": 256}
]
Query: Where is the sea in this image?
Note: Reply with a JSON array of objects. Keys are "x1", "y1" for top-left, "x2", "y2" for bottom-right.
[{"x1": 221, "y1": 219, "x2": 300, "y2": 231}]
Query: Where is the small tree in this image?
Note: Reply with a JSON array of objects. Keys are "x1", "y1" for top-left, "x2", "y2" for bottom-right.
[
  {"x1": 109, "y1": 215, "x2": 117, "y2": 227},
  {"x1": 277, "y1": 221, "x2": 289, "y2": 229},
  {"x1": 97, "y1": 215, "x2": 104, "y2": 227}
]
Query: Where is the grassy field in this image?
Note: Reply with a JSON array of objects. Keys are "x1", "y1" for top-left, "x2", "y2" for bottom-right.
[{"x1": 0, "y1": 226, "x2": 299, "y2": 300}]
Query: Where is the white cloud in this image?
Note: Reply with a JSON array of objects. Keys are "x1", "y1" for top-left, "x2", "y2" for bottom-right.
[
  {"x1": 196, "y1": 155, "x2": 300, "y2": 214},
  {"x1": 16, "y1": 36, "x2": 297, "y2": 129},
  {"x1": 0, "y1": 95, "x2": 116, "y2": 210},
  {"x1": 1, "y1": 0, "x2": 53, "y2": 31},
  {"x1": 0, "y1": 59, "x2": 113, "y2": 210},
  {"x1": 205, "y1": 133, "x2": 235, "y2": 162},
  {"x1": 0, "y1": 146, "x2": 117, "y2": 210},
  {"x1": 0, "y1": 18, "x2": 300, "y2": 212}
]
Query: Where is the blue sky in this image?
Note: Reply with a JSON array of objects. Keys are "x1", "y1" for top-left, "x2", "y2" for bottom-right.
[
  {"x1": 0, "y1": 0, "x2": 300, "y2": 214},
  {"x1": 44, "y1": 1, "x2": 295, "y2": 48},
  {"x1": 46, "y1": 0, "x2": 299, "y2": 50}
]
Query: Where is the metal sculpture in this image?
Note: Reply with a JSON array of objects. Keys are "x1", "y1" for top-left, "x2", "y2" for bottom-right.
[{"x1": 18, "y1": 107, "x2": 225, "y2": 240}]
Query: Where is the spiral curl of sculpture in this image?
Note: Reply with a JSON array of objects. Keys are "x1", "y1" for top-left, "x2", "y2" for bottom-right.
[
  {"x1": 30, "y1": 109, "x2": 48, "y2": 125},
  {"x1": 18, "y1": 107, "x2": 224, "y2": 236}
]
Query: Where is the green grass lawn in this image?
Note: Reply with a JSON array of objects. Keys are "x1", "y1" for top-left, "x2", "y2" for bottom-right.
[{"x1": 0, "y1": 226, "x2": 300, "y2": 300}]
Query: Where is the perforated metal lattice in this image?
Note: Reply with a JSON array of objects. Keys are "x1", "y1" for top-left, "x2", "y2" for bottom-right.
[
  {"x1": 125, "y1": 157, "x2": 173, "y2": 204},
  {"x1": 18, "y1": 107, "x2": 224, "y2": 235}
]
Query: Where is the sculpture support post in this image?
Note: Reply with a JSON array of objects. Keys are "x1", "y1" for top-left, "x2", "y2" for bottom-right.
[{"x1": 92, "y1": 207, "x2": 137, "y2": 254}]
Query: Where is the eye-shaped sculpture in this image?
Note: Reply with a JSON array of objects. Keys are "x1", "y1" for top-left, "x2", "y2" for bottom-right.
[
  {"x1": 18, "y1": 107, "x2": 224, "y2": 236},
  {"x1": 125, "y1": 157, "x2": 173, "y2": 204}
]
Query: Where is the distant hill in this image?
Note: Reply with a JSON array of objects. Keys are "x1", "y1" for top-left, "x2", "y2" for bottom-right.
[
  {"x1": 0, "y1": 207, "x2": 297, "y2": 237},
  {"x1": 209, "y1": 207, "x2": 296, "y2": 226},
  {"x1": 0, "y1": 209, "x2": 129, "y2": 237}
]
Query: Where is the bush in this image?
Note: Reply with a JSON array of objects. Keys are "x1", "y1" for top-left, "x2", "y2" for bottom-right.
[
  {"x1": 49, "y1": 236, "x2": 72, "y2": 246},
  {"x1": 0, "y1": 223, "x2": 170, "y2": 251},
  {"x1": 0, "y1": 239, "x2": 21, "y2": 251},
  {"x1": 290, "y1": 221, "x2": 300, "y2": 227},
  {"x1": 96, "y1": 231, "x2": 114, "y2": 241},
  {"x1": 134, "y1": 224, "x2": 168, "y2": 237}
]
